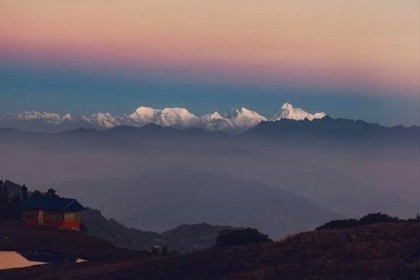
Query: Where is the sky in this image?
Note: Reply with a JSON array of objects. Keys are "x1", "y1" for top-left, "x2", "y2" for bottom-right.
[{"x1": 0, "y1": 0, "x2": 419, "y2": 125}]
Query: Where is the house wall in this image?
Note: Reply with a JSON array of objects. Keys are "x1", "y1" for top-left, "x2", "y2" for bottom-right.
[
  {"x1": 62, "y1": 212, "x2": 81, "y2": 230},
  {"x1": 23, "y1": 210, "x2": 81, "y2": 231},
  {"x1": 44, "y1": 211, "x2": 63, "y2": 221},
  {"x1": 43, "y1": 211, "x2": 64, "y2": 228},
  {"x1": 23, "y1": 209, "x2": 39, "y2": 226}
]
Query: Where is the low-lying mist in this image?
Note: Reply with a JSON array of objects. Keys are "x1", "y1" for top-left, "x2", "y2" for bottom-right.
[{"x1": 0, "y1": 125, "x2": 418, "y2": 237}]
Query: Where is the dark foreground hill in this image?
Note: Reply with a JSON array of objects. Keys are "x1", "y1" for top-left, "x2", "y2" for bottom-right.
[
  {"x1": 1, "y1": 222, "x2": 419, "y2": 280},
  {"x1": 0, "y1": 219, "x2": 147, "y2": 262}
]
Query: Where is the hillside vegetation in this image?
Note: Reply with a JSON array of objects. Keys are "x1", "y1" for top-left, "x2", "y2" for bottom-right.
[{"x1": 1, "y1": 222, "x2": 419, "y2": 280}]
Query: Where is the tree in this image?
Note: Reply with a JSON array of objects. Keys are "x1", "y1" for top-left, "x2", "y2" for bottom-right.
[
  {"x1": 215, "y1": 228, "x2": 272, "y2": 248},
  {"x1": 316, "y1": 219, "x2": 359, "y2": 230},
  {"x1": 33, "y1": 190, "x2": 43, "y2": 196},
  {"x1": 0, "y1": 183, "x2": 10, "y2": 207},
  {"x1": 10, "y1": 194, "x2": 22, "y2": 205},
  {"x1": 0, "y1": 184, "x2": 8, "y2": 210},
  {"x1": 21, "y1": 184, "x2": 28, "y2": 200},
  {"x1": 46, "y1": 188, "x2": 58, "y2": 197},
  {"x1": 358, "y1": 213, "x2": 399, "y2": 226},
  {"x1": 8, "y1": 194, "x2": 23, "y2": 220}
]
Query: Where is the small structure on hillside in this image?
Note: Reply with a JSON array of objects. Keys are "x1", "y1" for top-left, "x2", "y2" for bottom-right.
[{"x1": 20, "y1": 196, "x2": 85, "y2": 231}]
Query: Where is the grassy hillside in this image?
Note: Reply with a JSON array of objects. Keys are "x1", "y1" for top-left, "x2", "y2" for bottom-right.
[{"x1": 1, "y1": 222, "x2": 419, "y2": 279}]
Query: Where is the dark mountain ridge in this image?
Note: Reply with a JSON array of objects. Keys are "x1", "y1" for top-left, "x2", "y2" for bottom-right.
[
  {"x1": 1, "y1": 116, "x2": 418, "y2": 144},
  {"x1": 245, "y1": 116, "x2": 420, "y2": 145}
]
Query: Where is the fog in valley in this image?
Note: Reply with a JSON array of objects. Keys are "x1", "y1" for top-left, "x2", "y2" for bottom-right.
[{"x1": 0, "y1": 125, "x2": 418, "y2": 238}]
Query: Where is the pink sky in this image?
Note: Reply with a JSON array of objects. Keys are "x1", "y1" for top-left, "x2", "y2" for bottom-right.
[{"x1": 1, "y1": 0, "x2": 419, "y2": 96}]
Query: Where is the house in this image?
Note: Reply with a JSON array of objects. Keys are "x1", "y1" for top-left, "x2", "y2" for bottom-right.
[{"x1": 20, "y1": 195, "x2": 85, "y2": 231}]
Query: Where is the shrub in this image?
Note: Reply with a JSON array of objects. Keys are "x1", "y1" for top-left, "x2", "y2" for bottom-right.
[
  {"x1": 358, "y1": 213, "x2": 399, "y2": 225},
  {"x1": 215, "y1": 228, "x2": 272, "y2": 248},
  {"x1": 316, "y1": 219, "x2": 359, "y2": 230},
  {"x1": 316, "y1": 213, "x2": 402, "y2": 231}
]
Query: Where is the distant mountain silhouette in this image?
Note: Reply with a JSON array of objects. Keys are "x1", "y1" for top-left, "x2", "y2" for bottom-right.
[
  {"x1": 2, "y1": 116, "x2": 418, "y2": 146},
  {"x1": 245, "y1": 117, "x2": 419, "y2": 145},
  {"x1": 104, "y1": 124, "x2": 228, "y2": 138},
  {"x1": 83, "y1": 208, "x2": 237, "y2": 253}
]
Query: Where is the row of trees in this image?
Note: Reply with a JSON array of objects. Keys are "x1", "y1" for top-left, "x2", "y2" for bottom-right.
[
  {"x1": 0, "y1": 180, "x2": 29, "y2": 220},
  {"x1": 0, "y1": 179, "x2": 57, "y2": 220}
]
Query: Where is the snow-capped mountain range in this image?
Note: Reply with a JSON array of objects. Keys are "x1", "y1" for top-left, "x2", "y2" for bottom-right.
[
  {"x1": 0, "y1": 103, "x2": 326, "y2": 133},
  {"x1": 272, "y1": 103, "x2": 326, "y2": 121}
]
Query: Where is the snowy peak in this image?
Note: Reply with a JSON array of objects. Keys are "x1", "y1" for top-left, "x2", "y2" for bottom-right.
[
  {"x1": 126, "y1": 107, "x2": 198, "y2": 128},
  {"x1": 133, "y1": 106, "x2": 158, "y2": 118},
  {"x1": 199, "y1": 112, "x2": 232, "y2": 131},
  {"x1": 160, "y1": 107, "x2": 198, "y2": 127},
  {"x1": 13, "y1": 111, "x2": 72, "y2": 124},
  {"x1": 82, "y1": 113, "x2": 119, "y2": 128},
  {"x1": 271, "y1": 103, "x2": 326, "y2": 121},
  {"x1": 227, "y1": 107, "x2": 267, "y2": 129},
  {"x1": 126, "y1": 106, "x2": 160, "y2": 125},
  {"x1": 282, "y1": 103, "x2": 294, "y2": 110},
  {"x1": 208, "y1": 111, "x2": 224, "y2": 120}
]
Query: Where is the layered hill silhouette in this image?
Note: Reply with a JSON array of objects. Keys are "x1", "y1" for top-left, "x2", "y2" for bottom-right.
[
  {"x1": 0, "y1": 115, "x2": 418, "y2": 146},
  {"x1": 44, "y1": 170, "x2": 340, "y2": 238},
  {"x1": 83, "y1": 208, "x2": 237, "y2": 253}
]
